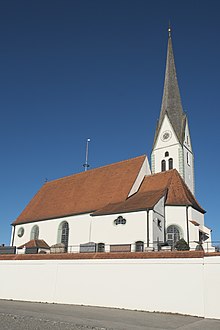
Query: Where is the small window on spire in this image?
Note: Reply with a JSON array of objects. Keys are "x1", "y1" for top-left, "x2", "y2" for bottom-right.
[
  {"x1": 161, "y1": 160, "x2": 166, "y2": 172},
  {"x1": 165, "y1": 151, "x2": 169, "y2": 157}
]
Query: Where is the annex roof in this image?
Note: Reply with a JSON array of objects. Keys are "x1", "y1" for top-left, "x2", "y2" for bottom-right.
[
  {"x1": 92, "y1": 169, "x2": 204, "y2": 216},
  {"x1": 13, "y1": 155, "x2": 146, "y2": 225},
  {"x1": 139, "y1": 169, "x2": 205, "y2": 213},
  {"x1": 18, "y1": 239, "x2": 50, "y2": 249},
  {"x1": 92, "y1": 189, "x2": 167, "y2": 216}
]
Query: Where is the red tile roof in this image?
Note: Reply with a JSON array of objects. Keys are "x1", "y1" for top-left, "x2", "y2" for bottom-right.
[
  {"x1": 92, "y1": 189, "x2": 167, "y2": 216},
  {"x1": 18, "y1": 239, "x2": 50, "y2": 249},
  {"x1": 93, "y1": 169, "x2": 204, "y2": 216},
  {"x1": 190, "y1": 220, "x2": 200, "y2": 226},
  {"x1": 138, "y1": 169, "x2": 205, "y2": 213},
  {"x1": 13, "y1": 155, "x2": 146, "y2": 225},
  {"x1": 13, "y1": 156, "x2": 204, "y2": 226}
]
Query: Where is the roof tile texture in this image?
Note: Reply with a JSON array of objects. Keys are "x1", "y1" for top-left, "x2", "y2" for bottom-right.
[
  {"x1": 18, "y1": 239, "x2": 50, "y2": 249},
  {"x1": 92, "y1": 189, "x2": 167, "y2": 216},
  {"x1": 93, "y1": 169, "x2": 204, "y2": 216},
  {"x1": 14, "y1": 156, "x2": 146, "y2": 225},
  {"x1": 13, "y1": 156, "x2": 204, "y2": 225},
  {"x1": 139, "y1": 169, "x2": 205, "y2": 213}
]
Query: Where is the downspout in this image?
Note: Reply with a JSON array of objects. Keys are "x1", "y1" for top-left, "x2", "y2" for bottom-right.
[
  {"x1": 11, "y1": 225, "x2": 15, "y2": 246},
  {"x1": 186, "y1": 206, "x2": 189, "y2": 245},
  {"x1": 163, "y1": 191, "x2": 168, "y2": 243},
  {"x1": 164, "y1": 207, "x2": 166, "y2": 243},
  {"x1": 147, "y1": 210, "x2": 149, "y2": 247},
  {"x1": 89, "y1": 217, "x2": 92, "y2": 242}
]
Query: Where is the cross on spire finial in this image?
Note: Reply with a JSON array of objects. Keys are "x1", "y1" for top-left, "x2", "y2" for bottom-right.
[{"x1": 168, "y1": 21, "x2": 171, "y2": 38}]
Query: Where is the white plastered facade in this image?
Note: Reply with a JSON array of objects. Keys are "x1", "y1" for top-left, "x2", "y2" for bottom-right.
[
  {"x1": 152, "y1": 115, "x2": 180, "y2": 175},
  {"x1": 12, "y1": 196, "x2": 212, "y2": 251},
  {"x1": 151, "y1": 114, "x2": 195, "y2": 194},
  {"x1": 183, "y1": 119, "x2": 194, "y2": 193},
  {"x1": 12, "y1": 194, "x2": 166, "y2": 252}
]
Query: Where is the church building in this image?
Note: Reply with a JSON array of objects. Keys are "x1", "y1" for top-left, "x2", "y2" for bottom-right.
[{"x1": 11, "y1": 29, "x2": 213, "y2": 253}]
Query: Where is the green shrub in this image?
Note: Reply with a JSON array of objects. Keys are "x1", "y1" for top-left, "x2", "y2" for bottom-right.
[{"x1": 175, "y1": 238, "x2": 190, "y2": 251}]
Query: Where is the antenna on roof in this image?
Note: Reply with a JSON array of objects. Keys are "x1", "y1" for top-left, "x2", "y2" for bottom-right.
[{"x1": 83, "y1": 138, "x2": 91, "y2": 171}]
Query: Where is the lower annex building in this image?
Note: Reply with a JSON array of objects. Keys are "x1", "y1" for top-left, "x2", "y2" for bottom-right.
[{"x1": 11, "y1": 30, "x2": 213, "y2": 253}]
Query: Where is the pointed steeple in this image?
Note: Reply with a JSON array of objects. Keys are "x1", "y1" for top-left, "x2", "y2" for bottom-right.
[{"x1": 153, "y1": 27, "x2": 186, "y2": 146}]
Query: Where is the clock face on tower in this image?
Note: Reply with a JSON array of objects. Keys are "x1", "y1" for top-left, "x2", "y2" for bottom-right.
[{"x1": 161, "y1": 130, "x2": 172, "y2": 142}]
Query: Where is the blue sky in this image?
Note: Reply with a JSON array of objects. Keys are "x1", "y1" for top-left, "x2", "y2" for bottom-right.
[{"x1": 0, "y1": 0, "x2": 220, "y2": 244}]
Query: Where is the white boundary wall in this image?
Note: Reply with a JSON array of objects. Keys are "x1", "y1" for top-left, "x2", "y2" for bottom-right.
[{"x1": 0, "y1": 256, "x2": 220, "y2": 319}]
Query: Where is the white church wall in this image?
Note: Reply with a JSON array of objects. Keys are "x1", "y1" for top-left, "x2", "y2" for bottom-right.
[
  {"x1": 67, "y1": 214, "x2": 92, "y2": 248},
  {"x1": 187, "y1": 207, "x2": 211, "y2": 250},
  {"x1": 148, "y1": 210, "x2": 153, "y2": 247},
  {"x1": 154, "y1": 196, "x2": 165, "y2": 215},
  {"x1": 13, "y1": 211, "x2": 149, "y2": 252},
  {"x1": 128, "y1": 156, "x2": 151, "y2": 197},
  {"x1": 188, "y1": 221, "x2": 199, "y2": 249},
  {"x1": 152, "y1": 196, "x2": 165, "y2": 245},
  {"x1": 165, "y1": 206, "x2": 207, "y2": 248},
  {"x1": 182, "y1": 120, "x2": 194, "y2": 193},
  {"x1": 152, "y1": 115, "x2": 180, "y2": 174},
  {"x1": 1, "y1": 256, "x2": 220, "y2": 319},
  {"x1": 183, "y1": 119, "x2": 192, "y2": 152},
  {"x1": 13, "y1": 214, "x2": 92, "y2": 249},
  {"x1": 153, "y1": 115, "x2": 179, "y2": 150},
  {"x1": 183, "y1": 146, "x2": 194, "y2": 193},
  {"x1": 153, "y1": 143, "x2": 180, "y2": 174},
  {"x1": 188, "y1": 207, "x2": 204, "y2": 226},
  {"x1": 13, "y1": 220, "x2": 59, "y2": 248},
  {"x1": 91, "y1": 211, "x2": 147, "y2": 251},
  {"x1": 165, "y1": 206, "x2": 187, "y2": 240}
]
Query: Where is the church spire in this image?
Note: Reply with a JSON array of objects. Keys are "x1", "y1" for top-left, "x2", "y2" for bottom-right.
[
  {"x1": 151, "y1": 28, "x2": 195, "y2": 194},
  {"x1": 153, "y1": 27, "x2": 186, "y2": 146}
]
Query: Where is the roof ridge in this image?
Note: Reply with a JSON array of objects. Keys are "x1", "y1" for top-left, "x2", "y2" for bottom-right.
[
  {"x1": 128, "y1": 187, "x2": 168, "y2": 199},
  {"x1": 46, "y1": 155, "x2": 146, "y2": 184},
  {"x1": 167, "y1": 170, "x2": 205, "y2": 213},
  {"x1": 146, "y1": 168, "x2": 177, "y2": 179},
  {"x1": 177, "y1": 173, "x2": 204, "y2": 209},
  {"x1": 171, "y1": 170, "x2": 192, "y2": 201}
]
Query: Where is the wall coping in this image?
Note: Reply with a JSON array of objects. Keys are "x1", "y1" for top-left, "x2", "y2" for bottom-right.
[{"x1": 0, "y1": 251, "x2": 212, "y2": 260}]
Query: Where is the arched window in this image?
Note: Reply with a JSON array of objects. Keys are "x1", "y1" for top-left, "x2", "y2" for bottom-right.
[
  {"x1": 168, "y1": 158, "x2": 173, "y2": 170},
  {"x1": 135, "y1": 241, "x2": 144, "y2": 252},
  {"x1": 58, "y1": 221, "x2": 69, "y2": 247},
  {"x1": 30, "y1": 225, "x2": 39, "y2": 240},
  {"x1": 114, "y1": 216, "x2": 126, "y2": 225},
  {"x1": 97, "y1": 243, "x2": 105, "y2": 252},
  {"x1": 167, "y1": 225, "x2": 181, "y2": 247},
  {"x1": 165, "y1": 151, "x2": 169, "y2": 157},
  {"x1": 161, "y1": 160, "x2": 166, "y2": 172}
]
